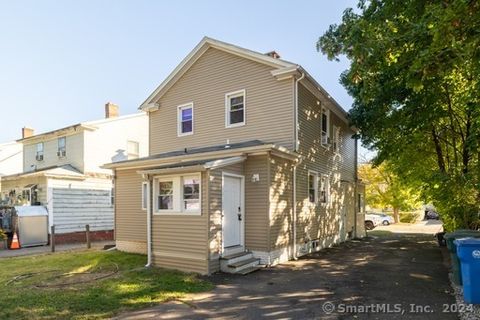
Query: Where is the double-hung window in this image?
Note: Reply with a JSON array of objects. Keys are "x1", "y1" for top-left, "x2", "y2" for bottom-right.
[
  {"x1": 332, "y1": 126, "x2": 341, "y2": 153},
  {"x1": 308, "y1": 171, "x2": 318, "y2": 203},
  {"x1": 177, "y1": 103, "x2": 193, "y2": 136},
  {"x1": 36, "y1": 143, "x2": 44, "y2": 161},
  {"x1": 226, "y1": 90, "x2": 246, "y2": 127},
  {"x1": 57, "y1": 137, "x2": 66, "y2": 157},
  {"x1": 158, "y1": 180, "x2": 174, "y2": 210},
  {"x1": 154, "y1": 174, "x2": 201, "y2": 214},
  {"x1": 182, "y1": 176, "x2": 200, "y2": 211},
  {"x1": 321, "y1": 108, "x2": 330, "y2": 146},
  {"x1": 319, "y1": 175, "x2": 330, "y2": 204}
]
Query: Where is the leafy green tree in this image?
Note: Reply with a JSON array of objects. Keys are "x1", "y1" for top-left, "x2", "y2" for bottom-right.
[
  {"x1": 317, "y1": 0, "x2": 480, "y2": 230},
  {"x1": 359, "y1": 162, "x2": 421, "y2": 223}
]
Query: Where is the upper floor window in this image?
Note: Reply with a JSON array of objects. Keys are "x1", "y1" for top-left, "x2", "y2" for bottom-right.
[
  {"x1": 127, "y1": 141, "x2": 139, "y2": 159},
  {"x1": 308, "y1": 171, "x2": 318, "y2": 203},
  {"x1": 321, "y1": 108, "x2": 330, "y2": 146},
  {"x1": 332, "y1": 125, "x2": 341, "y2": 153},
  {"x1": 177, "y1": 103, "x2": 193, "y2": 136},
  {"x1": 57, "y1": 137, "x2": 66, "y2": 158},
  {"x1": 36, "y1": 143, "x2": 44, "y2": 161},
  {"x1": 226, "y1": 90, "x2": 246, "y2": 128}
]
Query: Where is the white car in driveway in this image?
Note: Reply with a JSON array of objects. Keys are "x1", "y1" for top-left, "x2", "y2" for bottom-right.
[
  {"x1": 365, "y1": 214, "x2": 383, "y2": 230},
  {"x1": 375, "y1": 213, "x2": 395, "y2": 225}
]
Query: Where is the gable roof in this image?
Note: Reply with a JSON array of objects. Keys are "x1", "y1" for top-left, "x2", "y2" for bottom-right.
[
  {"x1": 140, "y1": 37, "x2": 297, "y2": 110},
  {"x1": 139, "y1": 37, "x2": 350, "y2": 125}
]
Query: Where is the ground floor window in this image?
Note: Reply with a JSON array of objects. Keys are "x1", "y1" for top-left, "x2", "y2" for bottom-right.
[
  {"x1": 308, "y1": 171, "x2": 318, "y2": 203},
  {"x1": 154, "y1": 174, "x2": 201, "y2": 214}
]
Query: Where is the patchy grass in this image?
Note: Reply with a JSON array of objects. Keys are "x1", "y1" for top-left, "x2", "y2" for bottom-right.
[
  {"x1": 0, "y1": 250, "x2": 213, "y2": 319},
  {"x1": 368, "y1": 230, "x2": 394, "y2": 237}
]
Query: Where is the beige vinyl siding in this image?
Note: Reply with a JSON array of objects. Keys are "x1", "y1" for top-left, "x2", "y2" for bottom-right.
[
  {"x1": 269, "y1": 155, "x2": 294, "y2": 250},
  {"x1": 244, "y1": 155, "x2": 269, "y2": 251},
  {"x1": 149, "y1": 48, "x2": 294, "y2": 154},
  {"x1": 23, "y1": 133, "x2": 84, "y2": 173},
  {"x1": 151, "y1": 172, "x2": 208, "y2": 274},
  {"x1": 295, "y1": 83, "x2": 356, "y2": 243},
  {"x1": 114, "y1": 169, "x2": 147, "y2": 243}
]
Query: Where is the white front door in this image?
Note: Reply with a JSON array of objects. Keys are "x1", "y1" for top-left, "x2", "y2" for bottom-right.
[{"x1": 223, "y1": 174, "x2": 243, "y2": 249}]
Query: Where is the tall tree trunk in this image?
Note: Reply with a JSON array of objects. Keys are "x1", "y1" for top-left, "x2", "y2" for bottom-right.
[{"x1": 393, "y1": 207, "x2": 400, "y2": 224}]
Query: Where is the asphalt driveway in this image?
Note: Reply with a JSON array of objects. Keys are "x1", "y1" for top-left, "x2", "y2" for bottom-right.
[{"x1": 117, "y1": 232, "x2": 456, "y2": 320}]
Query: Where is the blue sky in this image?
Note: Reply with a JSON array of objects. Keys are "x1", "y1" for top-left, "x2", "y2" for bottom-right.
[{"x1": 0, "y1": 0, "x2": 361, "y2": 148}]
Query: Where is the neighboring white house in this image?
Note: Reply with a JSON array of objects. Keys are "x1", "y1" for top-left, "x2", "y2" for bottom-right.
[
  {"x1": 0, "y1": 103, "x2": 149, "y2": 242},
  {"x1": 0, "y1": 141, "x2": 23, "y2": 177}
]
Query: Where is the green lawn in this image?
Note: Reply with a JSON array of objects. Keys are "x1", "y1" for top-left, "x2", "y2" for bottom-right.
[{"x1": 0, "y1": 250, "x2": 213, "y2": 319}]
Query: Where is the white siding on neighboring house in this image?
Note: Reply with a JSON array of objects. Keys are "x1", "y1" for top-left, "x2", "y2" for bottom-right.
[
  {"x1": 0, "y1": 141, "x2": 23, "y2": 177},
  {"x1": 46, "y1": 177, "x2": 113, "y2": 233},
  {"x1": 83, "y1": 113, "x2": 149, "y2": 175},
  {"x1": 23, "y1": 133, "x2": 85, "y2": 173}
]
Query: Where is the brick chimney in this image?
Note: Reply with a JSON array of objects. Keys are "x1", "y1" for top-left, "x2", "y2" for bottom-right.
[
  {"x1": 105, "y1": 102, "x2": 119, "y2": 118},
  {"x1": 22, "y1": 127, "x2": 34, "y2": 139},
  {"x1": 265, "y1": 51, "x2": 281, "y2": 59}
]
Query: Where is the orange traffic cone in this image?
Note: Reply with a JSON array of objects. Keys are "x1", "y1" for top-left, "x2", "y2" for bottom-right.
[{"x1": 10, "y1": 232, "x2": 20, "y2": 250}]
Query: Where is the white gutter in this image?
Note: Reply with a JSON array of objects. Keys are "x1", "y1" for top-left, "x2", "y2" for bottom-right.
[
  {"x1": 293, "y1": 71, "x2": 304, "y2": 260},
  {"x1": 145, "y1": 175, "x2": 153, "y2": 267}
]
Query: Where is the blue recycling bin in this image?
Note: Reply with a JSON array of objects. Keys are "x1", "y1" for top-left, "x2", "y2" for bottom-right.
[{"x1": 455, "y1": 238, "x2": 480, "y2": 304}]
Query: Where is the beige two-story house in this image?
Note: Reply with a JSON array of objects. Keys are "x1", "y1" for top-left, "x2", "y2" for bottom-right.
[
  {"x1": 1, "y1": 104, "x2": 148, "y2": 243},
  {"x1": 105, "y1": 37, "x2": 366, "y2": 275}
]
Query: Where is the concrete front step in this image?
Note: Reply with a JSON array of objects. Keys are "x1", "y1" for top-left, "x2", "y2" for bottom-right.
[{"x1": 220, "y1": 251, "x2": 260, "y2": 274}]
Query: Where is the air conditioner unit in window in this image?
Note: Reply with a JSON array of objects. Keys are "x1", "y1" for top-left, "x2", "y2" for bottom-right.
[
  {"x1": 57, "y1": 150, "x2": 66, "y2": 157},
  {"x1": 321, "y1": 135, "x2": 331, "y2": 146},
  {"x1": 36, "y1": 154, "x2": 44, "y2": 161}
]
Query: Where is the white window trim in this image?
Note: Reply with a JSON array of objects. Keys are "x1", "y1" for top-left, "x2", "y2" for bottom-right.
[
  {"x1": 225, "y1": 89, "x2": 246, "y2": 128},
  {"x1": 153, "y1": 173, "x2": 201, "y2": 216},
  {"x1": 177, "y1": 102, "x2": 194, "y2": 137},
  {"x1": 321, "y1": 108, "x2": 330, "y2": 148},
  {"x1": 141, "y1": 181, "x2": 148, "y2": 211},
  {"x1": 308, "y1": 170, "x2": 319, "y2": 204}
]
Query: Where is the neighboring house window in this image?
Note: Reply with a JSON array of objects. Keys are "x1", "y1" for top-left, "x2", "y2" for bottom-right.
[
  {"x1": 57, "y1": 137, "x2": 66, "y2": 157},
  {"x1": 158, "y1": 180, "x2": 174, "y2": 210},
  {"x1": 111, "y1": 180, "x2": 115, "y2": 206},
  {"x1": 226, "y1": 90, "x2": 246, "y2": 127},
  {"x1": 142, "y1": 182, "x2": 148, "y2": 210},
  {"x1": 308, "y1": 171, "x2": 318, "y2": 203},
  {"x1": 321, "y1": 108, "x2": 330, "y2": 146},
  {"x1": 320, "y1": 175, "x2": 330, "y2": 204},
  {"x1": 127, "y1": 141, "x2": 139, "y2": 159},
  {"x1": 154, "y1": 174, "x2": 201, "y2": 214},
  {"x1": 36, "y1": 143, "x2": 44, "y2": 161},
  {"x1": 177, "y1": 103, "x2": 193, "y2": 136},
  {"x1": 332, "y1": 126, "x2": 341, "y2": 153},
  {"x1": 182, "y1": 176, "x2": 200, "y2": 211}
]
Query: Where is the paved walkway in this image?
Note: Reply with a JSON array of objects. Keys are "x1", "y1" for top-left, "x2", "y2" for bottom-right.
[
  {"x1": 0, "y1": 241, "x2": 114, "y2": 258},
  {"x1": 116, "y1": 232, "x2": 456, "y2": 320}
]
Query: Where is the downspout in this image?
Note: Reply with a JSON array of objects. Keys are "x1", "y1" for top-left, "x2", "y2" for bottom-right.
[
  {"x1": 145, "y1": 175, "x2": 153, "y2": 267},
  {"x1": 293, "y1": 71, "x2": 305, "y2": 260},
  {"x1": 353, "y1": 135, "x2": 359, "y2": 238}
]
